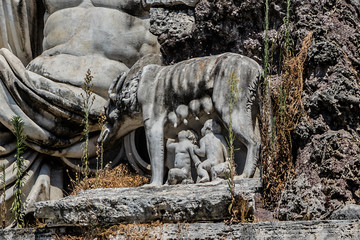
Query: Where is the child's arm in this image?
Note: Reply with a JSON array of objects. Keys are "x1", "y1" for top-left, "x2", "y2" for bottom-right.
[
  {"x1": 166, "y1": 138, "x2": 177, "y2": 152},
  {"x1": 194, "y1": 139, "x2": 206, "y2": 157},
  {"x1": 189, "y1": 146, "x2": 202, "y2": 167}
]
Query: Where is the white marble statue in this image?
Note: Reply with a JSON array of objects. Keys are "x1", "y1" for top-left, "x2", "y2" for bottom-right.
[
  {"x1": 195, "y1": 119, "x2": 229, "y2": 183},
  {"x1": 166, "y1": 130, "x2": 200, "y2": 185},
  {"x1": 166, "y1": 120, "x2": 233, "y2": 185},
  {"x1": 101, "y1": 52, "x2": 262, "y2": 185},
  {"x1": 0, "y1": 0, "x2": 160, "y2": 220}
]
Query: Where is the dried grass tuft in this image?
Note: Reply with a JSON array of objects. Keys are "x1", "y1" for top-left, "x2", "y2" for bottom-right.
[
  {"x1": 70, "y1": 164, "x2": 149, "y2": 196},
  {"x1": 55, "y1": 221, "x2": 164, "y2": 240},
  {"x1": 227, "y1": 195, "x2": 254, "y2": 224},
  {"x1": 261, "y1": 31, "x2": 313, "y2": 207}
]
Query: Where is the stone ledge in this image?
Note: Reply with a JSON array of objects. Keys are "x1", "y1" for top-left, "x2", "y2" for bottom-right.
[
  {"x1": 1, "y1": 220, "x2": 359, "y2": 240},
  {"x1": 34, "y1": 179, "x2": 261, "y2": 227},
  {"x1": 112, "y1": 220, "x2": 360, "y2": 240}
]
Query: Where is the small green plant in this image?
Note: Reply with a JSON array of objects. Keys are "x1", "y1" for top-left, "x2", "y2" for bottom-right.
[
  {"x1": 225, "y1": 73, "x2": 254, "y2": 223},
  {"x1": 1, "y1": 164, "x2": 6, "y2": 228},
  {"x1": 263, "y1": 0, "x2": 270, "y2": 80},
  {"x1": 279, "y1": 0, "x2": 293, "y2": 71},
  {"x1": 284, "y1": 0, "x2": 292, "y2": 59},
  {"x1": 10, "y1": 116, "x2": 27, "y2": 228},
  {"x1": 260, "y1": 0, "x2": 275, "y2": 206},
  {"x1": 227, "y1": 72, "x2": 240, "y2": 170},
  {"x1": 95, "y1": 113, "x2": 106, "y2": 187},
  {"x1": 226, "y1": 72, "x2": 240, "y2": 222},
  {"x1": 278, "y1": 86, "x2": 287, "y2": 119},
  {"x1": 81, "y1": 69, "x2": 96, "y2": 178},
  {"x1": 262, "y1": 26, "x2": 313, "y2": 207},
  {"x1": 262, "y1": 0, "x2": 275, "y2": 149}
]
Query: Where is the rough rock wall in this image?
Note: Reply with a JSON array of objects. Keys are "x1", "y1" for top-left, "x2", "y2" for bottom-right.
[
  {"x1": 278, "y1": 0, "x2": 360, "y2": 220},
  {"x1": 149, "y1": 0, "x2": 360, "y2": 220},
  {"x1": 150, "y1": 0, "x2": 268, "y2": 64}
]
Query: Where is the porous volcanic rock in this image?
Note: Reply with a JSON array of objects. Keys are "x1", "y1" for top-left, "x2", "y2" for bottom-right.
[{"x1": 279, "y1": 0, "x2": 360, "y2": 220}]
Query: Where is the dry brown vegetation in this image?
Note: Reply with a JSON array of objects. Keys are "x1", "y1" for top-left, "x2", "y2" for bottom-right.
[
  {"x1": 70, "y1": 164, "x2": 149, "y2": 196},
  {"x1": 55, "y1": 221, "x2": 164, "y2": 240},
  {"x1": 227, "y1": 196, "x2": 254, "y2": 224},
  {"x1": 261, "y1": 31, "x2": 313, "y2": 206}
]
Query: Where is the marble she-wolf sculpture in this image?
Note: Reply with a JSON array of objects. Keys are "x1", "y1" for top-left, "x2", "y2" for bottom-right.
[{"x1": 101, "y1": 52, "x2": 263, "y2": 185}]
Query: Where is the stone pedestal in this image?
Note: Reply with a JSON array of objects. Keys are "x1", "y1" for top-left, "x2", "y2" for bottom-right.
[
  {"x1": 33, "y1": 179, "x2": 261, "y2": 227},
  {"x1": 1, "y1": 220, "x2": 359, "y2": 240}
]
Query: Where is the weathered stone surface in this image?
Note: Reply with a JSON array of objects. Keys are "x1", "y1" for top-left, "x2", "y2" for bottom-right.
[
  {"x1": 150, "y1": 0, "x2": 266, "y2": 64},
  {"x1": 331, "y1": 204, "x2": 360, "y2": 220},
  {"x1": 0, "y1": 229, "x2": 37, "y2": 240},
  {"x1": 278, "y1": 130, "x2": 360, "y2": 220},
  {"x1": 34, "y1": 179, "x2": 261, "y2": 227},
  {"x1": 111, "y1": 220, "x2": 360, "y2": 240},
  {"x1": 1, "y1": 220, "x2": 359, "y2": 239},
  {"x1": 279, "y1": 0, "x2": 360, "y2": 219},
  {"x1": 279, "y1": 3, "x2": 359, "y2": 218},
  {"x1": 145, "y1": 0, "x2": 200, "y2": 7},
  {"x1": 274, "y1": 0, "x2": 359, "y2": 221},
  {"x1": 150, "y1": 8, "x2": 195, "y2": 42}
]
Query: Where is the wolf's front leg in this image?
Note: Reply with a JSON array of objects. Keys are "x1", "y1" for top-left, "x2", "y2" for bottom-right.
[{"x1": 144, "y1": 118, "x2": 166, "y2": 185}]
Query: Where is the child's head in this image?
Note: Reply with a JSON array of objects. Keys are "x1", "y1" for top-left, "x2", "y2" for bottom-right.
[
  {"x1": 178, "y1": 130, "x2": 197, "y2": 144},
  {"x1": 186, "y1": 130, "x2": 197, "y2": 144},
  {"x1": 201, "y1": 119, "x2": 222, "y2": 136}
]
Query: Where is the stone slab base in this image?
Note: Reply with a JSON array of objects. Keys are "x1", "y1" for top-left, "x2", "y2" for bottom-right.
[
  {"x1": 33, "y1": 179, "x2": 261, "y2": 227},
  {"x1": 1, "y1": 220, "x2": 359, "y2": 240}
]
